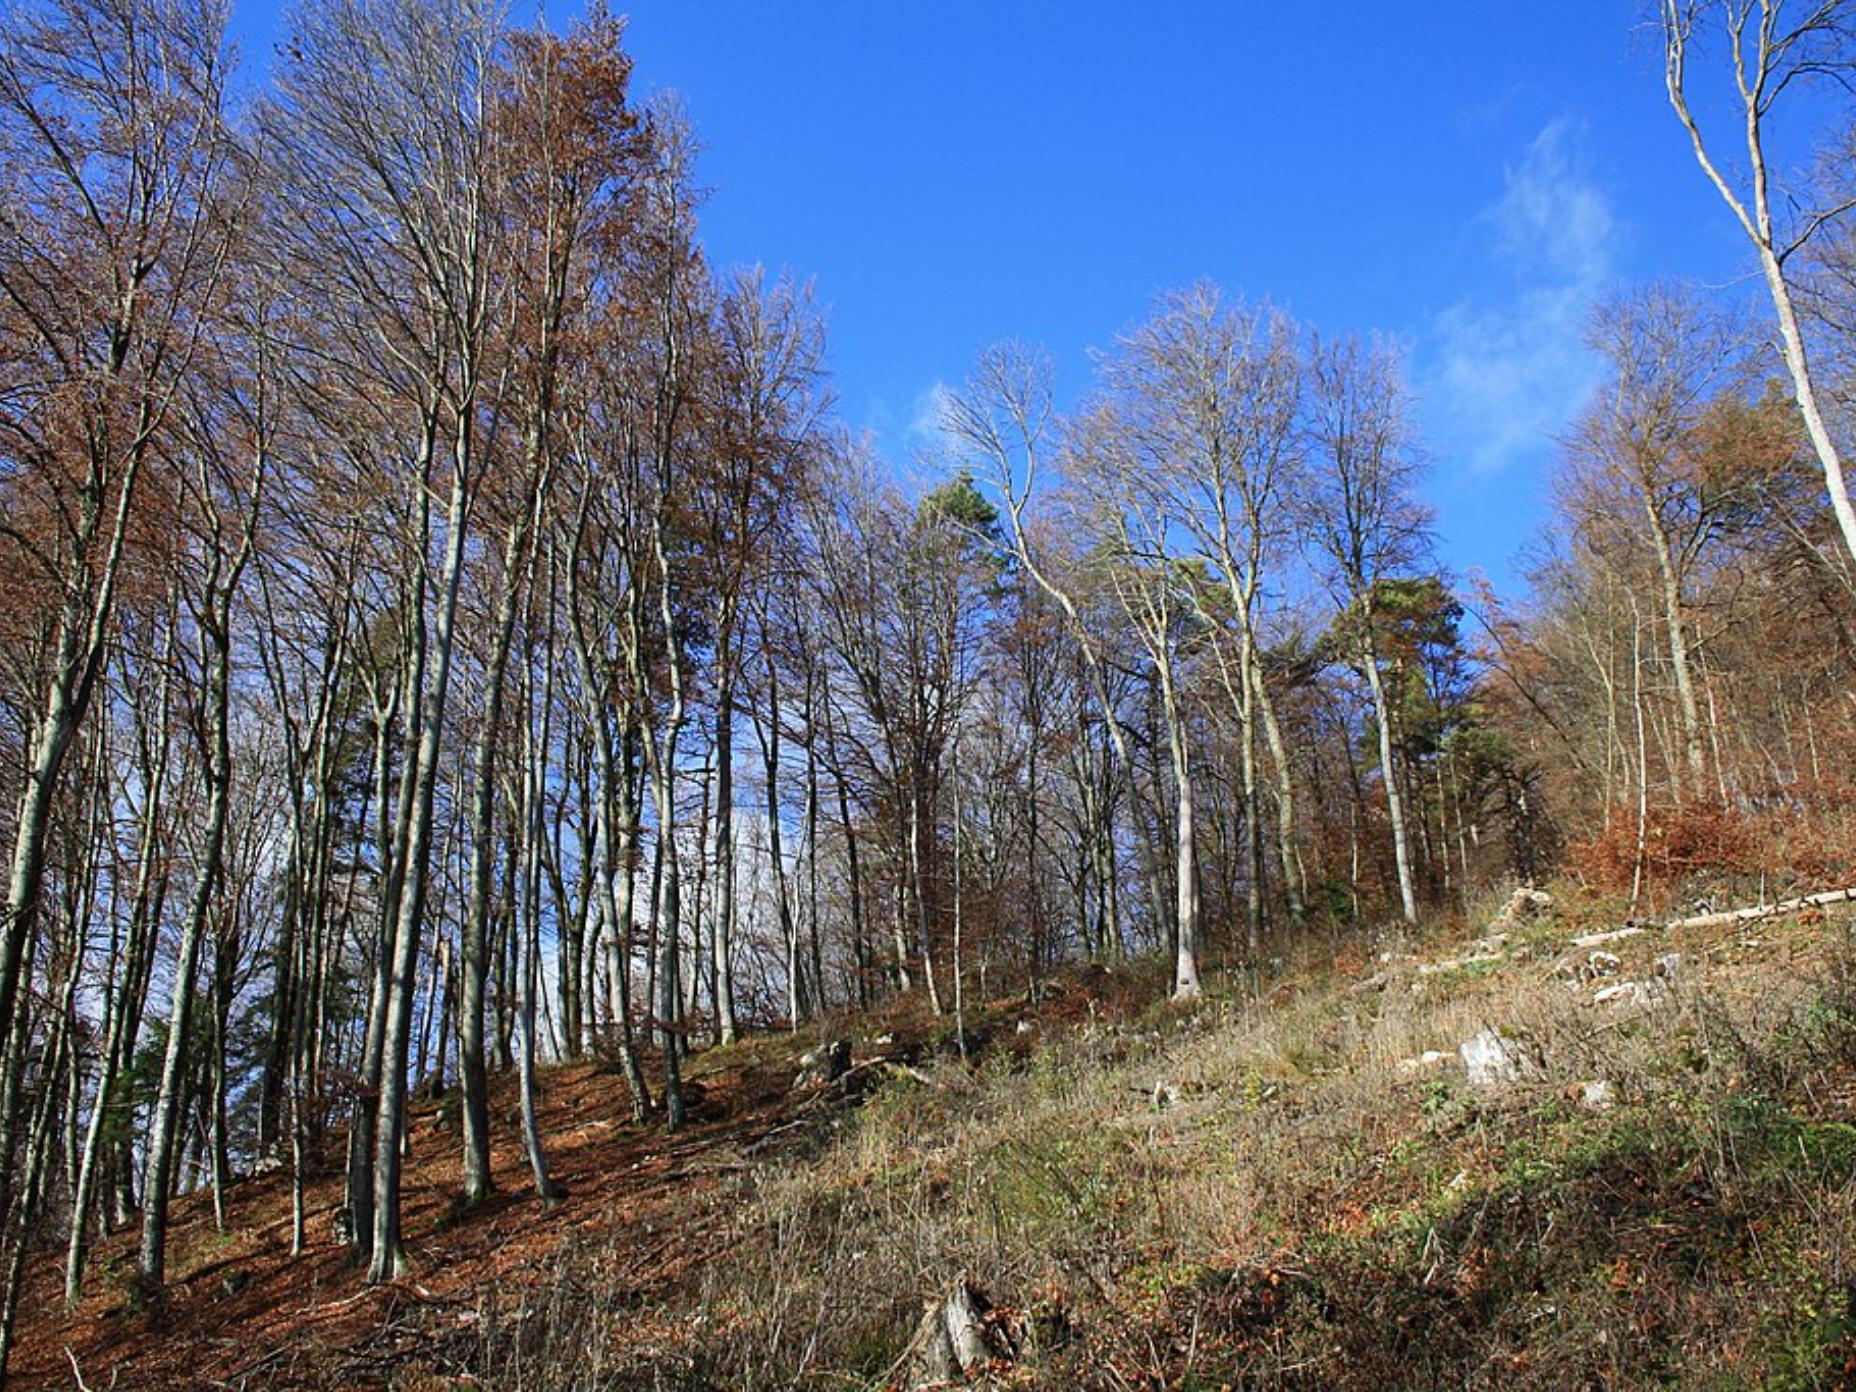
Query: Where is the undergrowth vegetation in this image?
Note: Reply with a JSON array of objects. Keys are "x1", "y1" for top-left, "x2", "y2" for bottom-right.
[
  {"x1": 1566, "y1": 790, "x2": 1856, "y2": 913},
  {"x1": 447, "y1": 893, "x2": 1856, "y2": 1390}
]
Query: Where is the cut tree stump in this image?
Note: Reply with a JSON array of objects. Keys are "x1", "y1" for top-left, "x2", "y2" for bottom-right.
[
  {"x1": 902, "y1": 1276, "x2": 1014, "y2": 1387},
  {"x1": 791, "y1": 1039, "x2": 853, "y2": 1090}
]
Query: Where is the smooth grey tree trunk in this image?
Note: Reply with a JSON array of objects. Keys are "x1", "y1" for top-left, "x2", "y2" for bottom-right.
[
  {"x1": 1160, "y1": 672, "x2": 1202, "y2": 1001},
  {"x1": 368, "y1": 454, "x2": 471, "y2": 1285},
  {"x1": 517, "y1": 635, "x2": 562, "y2": 1203},
  {"x1": 459, "y1": 511, "x2": 537, "y2": 1206},
  {"x1": 711, "y1": 649, "x2": 739, "y2": 1044},
  {"x1": 138, "y1": 602, "x2": 236, "y2": 1295},
  {"x1": 65, "y1": 613, "x2": 176, "y2": 1307},
  {"x1": 1642, "y1": 495, "x2": 1705, "y2": 796},
  {"x1": 1361, "y1": 622, "x2": 1419, "y2": 924},
  {"x1": 1252, "y1": 659, "x2": 1307, "y2": 919},
  {"x1": 1663, "y1": 14, "x2": 1856, "y2": 569}
]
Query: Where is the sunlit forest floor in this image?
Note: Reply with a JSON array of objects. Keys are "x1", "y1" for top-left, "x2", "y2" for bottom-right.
[
  {"x1": 15, "y1": 887, "x2": 1856, "y2": 1389},
  {"x1": 10, "y1": 975, "x2": 1115, "y2": 1387}
]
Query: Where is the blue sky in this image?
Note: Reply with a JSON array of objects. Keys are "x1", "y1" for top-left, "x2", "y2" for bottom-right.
[{"x1": 232, "y1": 3, "x2": 1838, "y2": 595}]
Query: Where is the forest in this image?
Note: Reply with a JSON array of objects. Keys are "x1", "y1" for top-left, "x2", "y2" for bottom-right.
[{"x1": 4, "y1": 0, "x2": 1856, "y2": 1386}]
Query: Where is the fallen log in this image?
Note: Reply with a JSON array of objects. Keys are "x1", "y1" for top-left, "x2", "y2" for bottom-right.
[
  {"x1": 1664, "y1": 886, "x2": 1856, "y2": 932},
  {"x1": 1568, "y1": 926, "x2": 1646, "y2": 949}
]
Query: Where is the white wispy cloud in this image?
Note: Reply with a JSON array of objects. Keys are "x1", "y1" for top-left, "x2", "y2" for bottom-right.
[
  {"x1": 1488, "y1": 119, "x2": 1615, "y2": 281},
  {"x1": 892, "y1": 380, "x2": 964, "y2": 496},
  {"x1": 906, "y1": 379, "x2": 956, "y2": 451},
  {"x1": 1423, "y1": 118, "x2": 1617, "y2": 477}
]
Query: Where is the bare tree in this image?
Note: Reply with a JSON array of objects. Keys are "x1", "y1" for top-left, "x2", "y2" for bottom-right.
[
  {"x1": 136, "y1": 319, "x2": 267, "y2": 1298},
  {"x1": 1662, "y1": 0, "x2": 1856, "y2": 562},
  {"x1": 0, "y1": 0, "x2": 238, "y2": 1267},
  {"x1": 1565, "y1": 284, "x2": 1759, "y2": 800},
  {"x1": 1065, "y1": 399, "x2": 1205, "y2": 1001},
  {"x1": 1102, "y1": 285, "x2": 1308, "y2": 947},
  {"x1": 1303, "y1": 335, "x2": 1432, "y2": 924},
  {"x1": 942, "y1": 346, "x2": 1169, "y2": 974},
  {"x1": 698, "y1": 270, "x2": 826, "y2": 1044},
  {"x1": 266, "y1": 0, "x2": 513, "y2": 1280}
]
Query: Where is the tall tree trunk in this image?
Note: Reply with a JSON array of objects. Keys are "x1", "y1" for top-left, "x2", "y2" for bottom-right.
[
  {"x1": 1238, "y1": 632, "x2": 1265, "y2": 959},
  {"x1": 0, "y1": 412, "x2": 152, "y2": 1179},
  {"x1": 1642, "y1": 498, "x2": 1704, "y2": 798},
  {"x1": 139, "y1": 601, "x2": 236, "y2": 1296},
  {"x1": 951, "y1": 738, "x2": 968, "y2": 1058},
  {"x1": 825, "y1": 698, "x2": 870, "y2": 1008},
  {"x1": 1663, "y1": 25, "x2": 1856, "y2": 568},
  {"x1": 908, "y1": 774, "x2": 945, "y2": 1016},
  {"x1": 209, "y1": 921, "x2": 236, "y2": 1233},
  {"x1": 598, "y1": 730, "x2": 651, "y2": 1119},
  {"x1": 1362, "y1": 624, "x2": 1418, "y2": 924},
  {"x1": 649, "y1": 754, "x2": 686, "y2": 1130},
  {"x1": 516, "y1": 640, "x2": 562, "y2": 1203},
  {"x1": 459, "y1": 506, "x2": 537, "y2": 1207},
  {"x1": 711, "y1": 647, "x2": 739, "y2": 1045},
  {"x1": 66, "y1": 617, "x2": 176, "y2": 1307},
  {"x1": 369, "y1": 452, "x2": 472, "y2": 1285},
  {"x1": 753, "y1": 684, "x2": 803, "y2": 1023},
  {"x1": 0, "y1": 951, "x2": 74, "y2": 1380},
  {"x1": 1251, "y1": 658, "x2": 1306, "y2": 920},
  {"x1": 1160, "y1": 674, "x2": 1202, "y2": 1002},
  {"x1": 347, "y1": 654, "x2": 410, "y2": 1263},
  {"x1": 804, "y1": 713, "x2": 824, "y2": 1018}
]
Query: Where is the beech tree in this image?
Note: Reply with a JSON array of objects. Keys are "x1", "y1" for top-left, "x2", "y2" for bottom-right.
[
  {"x1": 943, "y1": 347, "x2": 1168, "y2": 969},
  {"x1": 1105, "y1": 285, "x2": 1307, "y2": 947},
  {"x1": 1561, "y1": 285, "x2": 1760, "y2": 802},
  {"x1": 7, "y1": 0, "x2": 1819, "y2": 1361},
  {"x1": 263, "y1": 0, "x2": 513, "y2": 1281},
  {"x1": 698, "y1": 271, "x2": 826, "y2": 1044},
  {"x1": 0, "y1": 0, "x2": 240, "y2": 1349},
  {"x1": 1662, "y1": 0, "x2": 1856, "y2": 564},
  {"x1": 1303, "y1": 335, "x2": 1432, "y2": 924},
  {"x1": 1064, "y1": 398, "x2": 1206, "y2": 1000},
  {"x1": 137, "y1": 313, "x2": 268, "y2": 1297}
]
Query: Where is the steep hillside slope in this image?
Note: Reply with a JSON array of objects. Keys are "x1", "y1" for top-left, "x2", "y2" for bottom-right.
[{"x1": 15, "y1": 890, "x2": 1856, "y2": 1389}]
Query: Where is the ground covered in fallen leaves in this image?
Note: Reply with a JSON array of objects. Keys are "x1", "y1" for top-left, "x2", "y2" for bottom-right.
[
  {"x1": 10, "y1": 962, "x2": 1153, "y2": 1390},
  {"x1": 13, "y1": 892, "x2": 1856, "y2": 1389}
]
